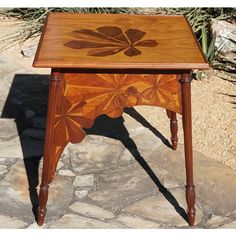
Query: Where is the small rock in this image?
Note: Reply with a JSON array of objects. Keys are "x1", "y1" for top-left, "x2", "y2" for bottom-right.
[
  {"x1": 73, "y1": 174, "x2": 94, "y2": 187},
  {"x1": 115, "y1": 214, "x2": 160, "y2": 228},
  {"x1": 0, "y1": 165, "x2": 8, "y2": 175},
  {"x1": 0, "y1": 215, "x2": 28, "y2": 229},
  {"x1": 21, "y1": 45, "x2": 37, "y2": 58},
  {"x1": 58, "y1": 169, "x2": 75, "y2": 177},
  {"x1": 162, "y1": 177, "x2": 180, "y2": 189},
  {"x1": 69, "y1": 202, "x2": 115, "y2": 220},
  {"x1": 25, "y1": 110, "x2": 35, "y2": 119},
  {"x1": 49, "y1": 214, "x2": 124, "y2": 229},
  {"x1": 21, "y1": 129, "x2": 45, "y2": 140},
  {"x1": 219, "y1": 220, "x2": 236, "y2": 228},
  {"x1": 75, "y1": 190, "x2": 88, "y2": 199}
]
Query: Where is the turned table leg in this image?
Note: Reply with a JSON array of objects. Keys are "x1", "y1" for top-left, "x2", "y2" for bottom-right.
[
  {"x1": 166, "y1": 109, "x2": 178, "y2": 150},
  {"x1": 180, "y1": 73, "x2": 196, "y2": 226},
  {"x1": 37, "y1": 70, "x2": 63, "y2": 226}
]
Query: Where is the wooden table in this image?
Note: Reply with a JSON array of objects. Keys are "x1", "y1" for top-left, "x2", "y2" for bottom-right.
[{"x1": 33, "y1": 13, "x2": 209, "y2": 227}]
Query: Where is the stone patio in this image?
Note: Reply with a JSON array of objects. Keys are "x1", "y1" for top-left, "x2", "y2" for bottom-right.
[{"x1": 0, "y1": 44, "x2": 236, "y2": 229}]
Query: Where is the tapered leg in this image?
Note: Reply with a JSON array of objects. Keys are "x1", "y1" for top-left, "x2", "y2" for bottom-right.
[
  {"x1": 180, "y1": 73, "x2": 195, "y2": 226},
  {"x1": 166, "y1": 109, "x2": 178, "y2": 150},
  {"x1": 37, "y1": 70, "x2": 63, "y2": 226}
]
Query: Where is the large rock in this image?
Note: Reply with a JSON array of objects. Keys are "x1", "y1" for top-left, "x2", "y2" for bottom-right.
[
  {"x1": 69, "y1": 136, "x2": 125, "y2": 175},
  {"x1": 73, "y1": 174, "x2": 94, "y2": 187},
  {"x1": 49, "y1": 214, "x2": 125, "y2": 229},
  {"x1": 0, "y1": 165, "x2": 7, "y2": 175},
  {"x1": 206, "y1": 214, "x2": 231, "y2": 228},
  {"x1": 0, "y1": 136, "x2": 23, "y2": 159},
  {"x1": 148, "y1": 145, "x2": 236, "y2": 216},
  {"x1": 219, "y1": 220, "x2": 236, "y2": 229},
  {"x1": 88, "y1": 163, "x2": 168, "y2": 212},
  {"x1": 0, "y1": 215, "x2": 28, "y2": 229},
  {"x1": 69, "y1": 113, "x2": 163, "y2": 175},
  {"x1": 0, "y1": 119, "x2": 18, "y2": 141},
  {"x1": 122, "y1": 188, "x2": 203, "y2": 227},
  {"x1": 0, "y1": 161, "x2": 74, "y2": 222},
  {"x1": 58, "y1": 169, "x2": 75, "y2": 177},
  {"x1": 114, "y1": 214, "x2": 160, "y2": 228},
  {"x1": 211, "y1": 19, "x2": 236, "y2": 52},
  {"x1": 127, "y1": 125, "x2": 163, "y2": 157},
  {"x1": 75, "y1": 190, "x2": 88, "y2": 200},
  {"x1": 69, "y1": 202, "x2": 115, "y2": 220}
]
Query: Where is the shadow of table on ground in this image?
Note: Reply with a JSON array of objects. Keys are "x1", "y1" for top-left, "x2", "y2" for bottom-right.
[{"x1": 1, "y1": 73, "x2": 187, "y2": 224}]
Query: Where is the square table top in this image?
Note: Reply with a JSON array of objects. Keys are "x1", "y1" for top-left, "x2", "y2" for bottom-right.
[{"x1": 33, "y1": 13, "x2": 209, "y2": 70}]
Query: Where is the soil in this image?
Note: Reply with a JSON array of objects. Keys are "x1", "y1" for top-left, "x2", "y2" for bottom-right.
[{"x1": 136, "y1": 69, "x2": 236, "y2": 169}]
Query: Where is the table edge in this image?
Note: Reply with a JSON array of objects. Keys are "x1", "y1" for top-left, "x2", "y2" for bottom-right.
[{"x1": 33, "y1": 60, "x2": 210, "y2": 70}]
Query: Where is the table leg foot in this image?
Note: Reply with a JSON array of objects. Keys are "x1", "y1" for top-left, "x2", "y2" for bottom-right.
[
  {"x1": 37, "y1": 208, "x2": 46, "y2": 226},
  {"x1": 186, "y1": 185, "x2": 196, "y2": 226},
  {"x1": 37, "y1": 185, "x2": 49, "y2": 226},
  {"x1": 166, "y1": 109, "x2": 178, "y2": 150}
]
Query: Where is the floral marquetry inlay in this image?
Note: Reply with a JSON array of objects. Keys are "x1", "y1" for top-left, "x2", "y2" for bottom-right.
[
  {"x1": 64, "y1": 26, "x2": 158, "y2": 57},
  {"x1": 50, "y1": 73, "x2": 181, "y2": 177},
  {"x1": 53, "y1": 73, "x2": 181, "y2": 145}
]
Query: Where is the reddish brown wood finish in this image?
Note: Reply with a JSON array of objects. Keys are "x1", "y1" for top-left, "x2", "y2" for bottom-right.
[
  {"x1": 48, "y1": 72, "x2": 181, "y2": 183},
  {"x1": 166, "y1": 109, "x2": 178, "y2": 150},
  {"x1": 180, "y1": 73, "x2": 196, "y2": 226},
  {"x1": 34, "y1": 13, "x2": 206, "y2": 227},
  {"x1": 37, "y1": 71, "x2": 183, "y2": 226},
  {"x1": 37, "y1": 69, "x2": 64, "y2": 226}
]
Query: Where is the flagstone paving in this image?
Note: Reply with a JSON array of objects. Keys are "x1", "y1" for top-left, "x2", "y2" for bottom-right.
[
  {"x1": 0, "y1": 114, "x2": 236, "y2": 229},
  {"x1": 0, "y1": 43, "x2": 236, "y2": 229}
]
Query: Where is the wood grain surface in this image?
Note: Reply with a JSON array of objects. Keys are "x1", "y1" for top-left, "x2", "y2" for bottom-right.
[
  {"x1": 42, "y1": 72, "x2": 181, "y2": 186},
  {"x1": 53, "y1": 73, "x2": 181, "y2": 147},
  {"x1": 33, "y1": 13, "x2": 209, "y2": 70}
]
